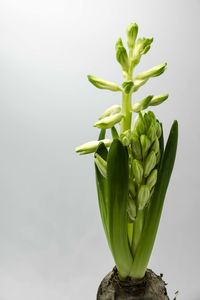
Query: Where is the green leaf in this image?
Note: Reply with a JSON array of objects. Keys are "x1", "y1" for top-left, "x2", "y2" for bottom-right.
[
  {"x1": 107, "y1": 139, "x2": 133, "y2": 278},
  {"x1": 129, "y1": 120, "x2": 178, "y2": 278},
  {"x1": 95, "y1": 143, "x2": 110, "y2": 246}
]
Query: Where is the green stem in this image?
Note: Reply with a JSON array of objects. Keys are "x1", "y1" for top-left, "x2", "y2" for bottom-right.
[
  {"x1": 120, "y1": 92, "x2": 132, "y2": 133},
  {"x1": 132, "y1": 209, "x2": 144, "y2": 255}
]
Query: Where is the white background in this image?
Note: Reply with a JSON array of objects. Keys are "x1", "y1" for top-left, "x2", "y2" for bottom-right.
[{"x1": 0, "y1": 0, "x2": 200, "y2": 299}]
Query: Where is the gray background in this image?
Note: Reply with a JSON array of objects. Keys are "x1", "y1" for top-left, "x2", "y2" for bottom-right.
[{"x1": 0, "y1": 0, "x2": 199, "y2": 299}]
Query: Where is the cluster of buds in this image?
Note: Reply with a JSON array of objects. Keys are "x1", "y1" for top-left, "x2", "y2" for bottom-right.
[{"x1": 127, "y1": 111, "x2": 162, "y2": 221}]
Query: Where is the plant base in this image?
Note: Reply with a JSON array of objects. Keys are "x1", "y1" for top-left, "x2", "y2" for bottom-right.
[{"x1": 97, "y1": 267, "x2": 169, "y2": 300}]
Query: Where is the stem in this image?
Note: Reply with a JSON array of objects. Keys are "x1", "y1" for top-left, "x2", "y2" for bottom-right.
[
  {"x1": 132, "y1": 209, "x2": 144, "y2": 255},
  {"x1": 120, "y1": 92, "x2": 132, "y2": 133}
]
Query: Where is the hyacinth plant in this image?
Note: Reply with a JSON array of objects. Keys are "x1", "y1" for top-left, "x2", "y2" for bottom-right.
[{"x1": 75, "y1": 23, "x2": 178, "y2": 282}]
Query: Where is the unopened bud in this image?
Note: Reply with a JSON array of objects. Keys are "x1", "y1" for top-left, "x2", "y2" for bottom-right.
[
  {"x1": 135, "y1": 63, "x2": 167, "y2": 81},
  {"x1": 138, "y1": 185, "x2": 150, "y2": 210},
  {"x1": 87, "y1": 75, "x2": 122, "y2": 91},
  {"x1": 129, "y1": 180, "x2": 136, "y2": 198},
  {"x1": 75, "y1": 139, "x2": 111, "y2": 155},
  {"x1": 127, "y1": 23, "x2": 138, "y2": 49},
  {"x1": 140, "y1": 134, "x2": 151, "y2": 158},
  {"x1": 156, "y1": 122, "x2": 162, "y2": 138},
  {"x1": 94, "y1": 113, "x2": 123, "y2": 129},
  {"x1": 150, "y1": 94, "x2": 169, "y2": 106},
  {"x1": 132, "y1": 38, "x2": 153, "y2": 66},
  {"x1": 133, "y1": 78, "x2": 148, "y2": 92},
  {"x1": 131, "y1": 133, "x2": 142, "y2": 160},
  {"x1": 127, "y1": 195, "x2": 137, "y2": 221},
  {"x1": 132, "y1": 95, "x2": 153, "y2": 112},
  {"x1": 146, "y1": 169, "x2": 158, "y2": 190},
  {"x1": 116, "y1": 45, "x2": 130, "y2": 72},
  {"x1": 147, "y1": 122, "x2": 157, "y2": 143},
  {"x1": 94, "y1": 153, "x2": 107, "y2": 178},
  {"x1": 99, "y1": 105, "x2": 121, "y2": 120},
  {"x1": 132, "y1": 159, "x2": 143, "y2": 184},
  {"x1": 134, "y1": 113, "x2": 146, "y2": 135},
  {"x1": 120, "y1": 130, "x2": 132, "y2": 146},
  {"x1": 151, "y1": 137, "x2": 160, "y2": 154},
  {"x1": 144, "y1": 150, "x2": 157, "y2": 177}
]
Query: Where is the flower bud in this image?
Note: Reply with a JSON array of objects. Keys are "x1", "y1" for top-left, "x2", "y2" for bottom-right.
[
  {"x1": 147, "y1": 122, "x2": 157, "y2": 143},
  {"x1": 120, "y1": 130, "x2": 132, "y2": 146},
  {"x1": 135, "y1": 63, "x2": 167, "y2": 80},
  {"x1": 127, "y1": 195, "x2": 137, "y2": 221},
  {"x1": 99, "y1": 105, "x2": 121, "y2": 120},
  {"x1": 94, "y1": 153, "x2": 107, "y2": 178},
  {"x1": 144, "y1": 150, "x2": 157, "y2": 177},
  {"x1": 156, "y1": 122, "x2": 162, "y2": 139},
  {"x1": 138, "y1": 185, "x2": 150, "y2": 210},
  {"x1": 151, "y1": 137, "x2": 160, "y2": 154},
  {"x1": 150, "y1": 94, "x2": 169, "y2": 106},
  {"x1": 132, "y1": 38, "x2": 153, "y2": 66},
  {"x1": 127, "y1": 22, "x2": 138, "y2": 49},
  {"x1": 134, "y1": 113, "x2": 146, "y2": 135},
  {"x1": 140, "y1": 134, "x2": 151, "y2": 158},
  {"x1": 94, "y1": 113, "x2": 123, "y2": 129},
  {"x1": 132, "y1": 159, "x2": 143, "y2": 184},
  {"x1": 129, "y1": 180, "x2": 136, "y2": 198},
  {"x1": 133, "y1": 78, "x2": 148, "y2": 92},
  {"x1": 146, "y1": 169, "x2": 158, "y2": 190},
  {"x1": 115, "y1": 37, "x2": 124, "y2": 49},
  {"x1": 135, "y1": 63, "x2": 167, "y2": 81},
  {"x1": 122, "y1": 80, "x2": 134, "y2": 94},
  {"x1": 87, "y1": 75, "x2": 122, "y2": 91},
  {"x1": 132, "y1": 95, "x2": 153, "y2": 112},
  {"x1": 75, "y1": 139, "x2": 111, "y2": 155},
  {"x1": 131, "y1": 133, "x2": 142, "y2": 161},
  {"x1": 116, "y1": 45, "x2": 130, "y2": 72}
]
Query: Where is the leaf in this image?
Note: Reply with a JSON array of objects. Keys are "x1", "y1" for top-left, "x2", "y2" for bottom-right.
[
  {"x1": 95, "y1": 143, "x2": 110, "y2": 246},
  {"x1": 107, "y1": 139, "x2": 133, "y2": 278},
  {"x1": 129, "y1": 120, "x2": 178, "y2": 278}
]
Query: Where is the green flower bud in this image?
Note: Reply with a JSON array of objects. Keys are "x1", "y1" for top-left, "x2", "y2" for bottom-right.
[
  {"x1": 150, "y1": 94, "x2": 169, "y2": 106},
  {"x1": 127, "y1": 22, "x2": 138, "y2": 49},
  {"x1": 94, "y1": 113, "x2": 123, "y2": 129},
  {"x1": 132, "y1": 95, "x2": 153, "y2": 113},
  {"x1": 99, "y1": 105, "x2": 121, "y2": 120},
  {"x1": 146, "y1": 169, "x2": 158, "y2": 190},
  {"x1": 115, "y1": 37, "x2": 124, "y2": 49},
  {"x1": 144, "y1": 150, "x2": 157, "y2": 177},
  {"x1": 75, "y1": 139, "x2": 111, "y2": 155},
  {"x1": 87, "y1": 75, "x2": 122, "y2": 91},
  {"x1": 120, "y1": 130, "x2": 132, "y2": 146},
  {"x1": 156, "y1": 122, "x2": 162, "y2": 138},
  {"x1": 131, "y1": 133, "x2": 142, "y2": 160},
  {"x1": 132, "y1": 159, "x2": 143, "y2": 184},
  {"x1": 127, "y1": 195, "x2": 137, "y2": 221},
  {"x1": 133, "y1": 78, "x2": 148, "y2": 92},
  {"x1": 122, "y1": 80, "x2": 134, "y2": 94},
  {"x1": 94, "y1": 153, "x2": 107, "y2": 178},
  {"x1": 129, "y1": 180, "x2": 137, "y2": 198},
  {"x1": 132, "y1": 37, "x2": 153, "y2": 66},
  {"x1": 134, "y1": 113, "x2": 146, "y2": 135},
  {"x1": 151, "y1": 137, "x2": 160, "y2": 154},
  {"x1": 138, "y1": 185, "x2": 150, "y2": 210},
  {"x1": 140, "y1": 134, "x2": 151, "y2": 158},
  {"x1": 147, "y1": 122, "x2": 157, "y2": 143},
  {"x1": 156, "y1": 149, "x2": 161, "y2": 164},
  {"x1": 116, "y1": 45, "x2": 130, "y2": 72},
  {"x1": 135, "y1": 63, "x2": 167, "y2": 81}
]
